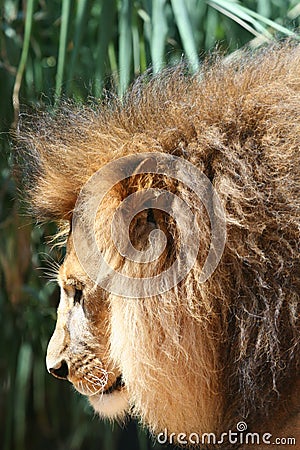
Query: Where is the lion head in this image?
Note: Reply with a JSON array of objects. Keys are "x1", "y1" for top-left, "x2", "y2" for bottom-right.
[{"x1": 16, "y1": 43, "x2": 299, "y2": 447}]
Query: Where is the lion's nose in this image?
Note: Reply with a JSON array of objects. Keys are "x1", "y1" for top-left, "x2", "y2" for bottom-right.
[{"x1": 48, "y1": 360, "x2": 69, "y2": 380}]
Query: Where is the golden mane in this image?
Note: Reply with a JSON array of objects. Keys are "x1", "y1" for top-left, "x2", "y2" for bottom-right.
[{"x1": 16, "y1": 42, "x2": 299, "y2": 445}]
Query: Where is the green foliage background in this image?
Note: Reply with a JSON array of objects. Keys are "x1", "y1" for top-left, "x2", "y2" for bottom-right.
[{"x1": 0, "y1": 1, "x2": 299, "y2": 449}]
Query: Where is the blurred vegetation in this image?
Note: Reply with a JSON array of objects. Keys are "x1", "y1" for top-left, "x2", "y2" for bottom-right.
[{"x1": 0, "y1": 0, "x2": 299, "y2": 449}]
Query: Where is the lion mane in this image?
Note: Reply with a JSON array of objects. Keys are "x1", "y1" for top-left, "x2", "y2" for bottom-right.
[{"x1": 16, "y1": 42, "x2": 299, "y2": 448}]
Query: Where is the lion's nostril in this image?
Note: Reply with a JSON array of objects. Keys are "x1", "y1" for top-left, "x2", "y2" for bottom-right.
[{"x1": 49, "y1": 360, "x2": 69, "y2": 380}]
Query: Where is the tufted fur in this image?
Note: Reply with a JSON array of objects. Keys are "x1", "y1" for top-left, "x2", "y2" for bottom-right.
[{"x1": 16, "y1": 42, "x2": 299, "y2": 448}]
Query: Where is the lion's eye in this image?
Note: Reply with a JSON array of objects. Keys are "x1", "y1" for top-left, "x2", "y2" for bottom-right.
[{"x1": 74, "y1": 288, "x2": 83, "y2": 305}]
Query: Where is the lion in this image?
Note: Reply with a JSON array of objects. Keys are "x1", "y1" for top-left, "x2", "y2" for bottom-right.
[{"x1": 16, "y1": 42, "x2": 299, "y2": 449}]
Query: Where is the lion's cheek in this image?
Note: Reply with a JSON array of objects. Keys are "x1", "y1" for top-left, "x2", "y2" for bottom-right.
[{"x1": 109, "y1": 297, "x2": 223, "y2": 436}]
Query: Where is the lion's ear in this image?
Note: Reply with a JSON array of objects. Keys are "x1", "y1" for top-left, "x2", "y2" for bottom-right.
[{"x1": 125, "y1": 206, "x2": 174, "y2": 274}]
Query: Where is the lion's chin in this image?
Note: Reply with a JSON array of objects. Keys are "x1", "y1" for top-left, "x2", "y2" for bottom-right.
[{"x1": 88, "y1": 389, "x2": 129, "y2": 420}]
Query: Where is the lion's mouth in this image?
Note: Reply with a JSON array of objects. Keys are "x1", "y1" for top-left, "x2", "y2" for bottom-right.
[
  {"x1": 71, "y1": 373, "x2": 125, "y2": 397},
  {"x1": 103, "y1": 375, "x2": 125, "y2": 394}
]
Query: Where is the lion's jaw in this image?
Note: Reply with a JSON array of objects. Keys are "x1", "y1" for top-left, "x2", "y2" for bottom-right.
[{"x1": 88, "y1": 390, "x2": 129, "y2": 419}]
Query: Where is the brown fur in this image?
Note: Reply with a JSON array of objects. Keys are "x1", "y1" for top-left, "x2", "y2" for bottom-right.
[{"x1": 16, "y1": 42, "x2": 299, "y2": 448}]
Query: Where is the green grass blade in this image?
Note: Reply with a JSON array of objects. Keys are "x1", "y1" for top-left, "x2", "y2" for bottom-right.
[
  {"x1": 55, "y1": 0, "x2": 71, "y2": 100},
  {"x1": 118, "y1": 0, "x2": 133, "y2": 97},
  {"x1": 66, "y1": 0, "x2": 90, "y2": 94},
  {"x1": 257, "y1": 0, "x2": 271, "y2": 19},
  {"x1": 151, "y1": 0, "x2": 168, "y2": 73},
  {"x1": 108, "y1": 41, "x2": 119, "y2": 87},
  {"x1": 139, "y1": 2, "x2": 152, "y2": 47},
  {"x1": 14, "y1": 343, "x2": 33, "y2": 450},
  {"x1": 208, "y1": 0, "x2": 271, "y2": 39},
  {"x1": 205, "y1": 6, "x2": 220, "y2": 49},
  {"x1": 132, "y1": 9, "x2": 141, "y2": 76},
  {"x1": 288, "y1": 3, "x2": 300, "y2": 20},
  {"x1": 208, "y1": 0, "x2": 297, "y2": 38},
  {"x1": 239, "y1": 4, "x2": 298, "y2": 37},
  {"x1": 94, "y1": 0, "x2": 116, "y2": 97},
  {"x1": 186, "y1": 0, "x2": 208, "y2": 49},
  {"x1": 170, "y1": 0, "x2": 200, "y2": 71},
  {"x1": 12, "y1": 0, "x2": 35, "y2": 125}
]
